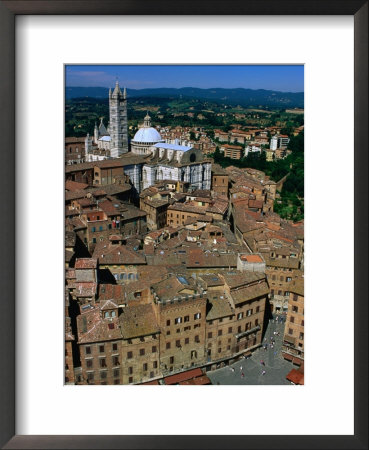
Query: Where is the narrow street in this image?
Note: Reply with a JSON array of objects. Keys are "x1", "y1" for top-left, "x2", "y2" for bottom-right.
[{"x1": 207, "y1": 315, "x2": 297, "y2": 385}]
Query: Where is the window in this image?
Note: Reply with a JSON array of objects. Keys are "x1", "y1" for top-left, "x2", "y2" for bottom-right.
[
  {"x1": 111, "y1": 311, "x2": 116, "y2": 318},
  {"x1": 218, "y1": 329, "x2": 223, "y2": 336},
  {"x1": 85, "y1": 346, "x2": 91, "y2": 355},
  {"x1": 288, "y1": 328, "x2": 293, "y2": 335},
  {"x1": 301, "y1": 320, "x2": 304, "y2": 326},
  {"x1": 255, "y1": 319, "x2": 259, "y2": 326},
  {"x1": 184, "y1": 315, "x2": 190, "y2": 322},
  {"x1": 290, "y1": 316, "x2": 295, "y2": 323},
  {"x1": 100, "y1": 371, "x2": 107, "y2": 379},
  {"x1": 228, "y1": 327, "x2": 232, "y2": 334},
  {"x1": 170, "y1": 356, "x2": 174, "y2": 364},
  {"x1": 99, "y1": 358, "x2": 107, "y2": 368},
  {"x1": 99, "y1": 345, "x2": 105, "y2": 353},
  {"x1": 175, "y1": 317, "x2": 182, "y2": 324},
  {"x1": 176, "y1": 328, "x2": 180, "y2": 333},
  {"x1": 292, "y1": 306, "x2": 298, "y2": 313},
  {"x1": 139, "y1": 348, "x2": 145, "y2": 356},
  {"x1": 129, "y1": 377, "x2": 133, "y2": 383},
  {"x1": 299, "y1": 332, "x2": 304, "y2": 340},
  {"x1": 86, "y1": 359, "x2": 93, "y2": 368},
  {"x1": 113, "y1": 369, "x2": 120, "y2": 378},
  {"x1": 256, "y1": 306, "x2": 260, "y2": 313},
  {"x1": 176, "y1": 340, "x2": 181, "y2": 348},
  {"x1": 140, "y1": 337, "x2": 145, "y2": 342},
  {"x1": 286, "y1": 277, "x2": 292, "y2": 282},
  {"x1": 153, "y1": 361, "x2": 158, "y2": 369},
  {"x1": 185, "y1": 338, "x2": 189, "y2": 345},
  {"x1": 152, "y1": 346, "x2": 157, "y2": 353},
  {"x1": 87, "y1": 372, "x2": 94, "y2": 382},
  {"x1": 245, "y1": 322, "x2": 251, "y2": 331},
  {"x1": 194, "y1": 313, "x2": 201, "y2": 320},
  {"x1": 237, "y1": 312, "x2": 243, "y2": 320},
  {"x1": 128, "y1": 367, "x2": 133, "y2": 375},
  {"x1": 218, "y1": 348, "x2": 222, "y2": 353},
  {"x1": 284, "y1": 291, "x2": 290, "y2": 296},
  {"x1": 166, "y1": 330, "x2": 171, "y2": 336},
  {"x1": 143, "y1": 363, "x2": 148, "y2": 371},
  {"x1": 184, "y1": 326, "x2": 191, "y2": 331},
  {"x1": 194, "y1": 324, "x2": 200, "y2": 329},
  {"x1": 91, "y1": 227, "x2": 96, "y2": 232},
  {"x1": 208, "y1": 332, "x2": 212, "y2": 339},
  {"x1": 219, "y1": 318, "x2": 223, "y2": 323},
  {"x1": 127, "y1": 351, "x2": 133, "y2": 359},
  {"x1": 293, "y1": 294, "x2": 298, "y2": 301},
  {"x1": 195, "y1": 335, "x2": 200, "y2": 343},
  {"x1": 92, "y1": 238, "x2": 96, "y2": 244},
  {"x1": 150, "y1": 371, "x2": 154, "y2": 378},
  {"x1": 166, "y1": 342, "x2": 171, "y2": 350},
  {"x1": 112, "y1": 356, "x2": 119, "y2": 366},
  {"x1": 104, "y1": 311, "x2": 109, "y2": 319},
  {"x1": 238, "y1": 326, "x2": 241, "y2": 333},
  {"x1": 247, "y1": 309, "x2": 253, "y2": 317}
]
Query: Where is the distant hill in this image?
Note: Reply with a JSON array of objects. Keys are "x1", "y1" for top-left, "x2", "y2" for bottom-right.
[{"x1": 65, "y1": 87, "x2": 304, "y2": 108}]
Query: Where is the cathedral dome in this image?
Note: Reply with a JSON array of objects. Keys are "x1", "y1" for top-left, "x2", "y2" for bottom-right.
[{"x1": 132, "y1": 127, "x2": 162, "y2": 144}]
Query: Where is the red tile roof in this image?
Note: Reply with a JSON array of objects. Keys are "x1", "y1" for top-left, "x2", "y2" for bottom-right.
[
  {"x1": 164, "y1": 368, "x2": 203, "y2": 385},
  {"x1": 286, "y1": 369, "x2": 304, "y2": 385},
  {"x1": 75, "y1": 258, "x2": 98, "y2": 269}
]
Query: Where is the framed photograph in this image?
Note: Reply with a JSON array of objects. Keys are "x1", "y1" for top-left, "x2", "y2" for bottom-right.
[{"x1": 0, "y1": 1, "x2": 367, "y2": 449}]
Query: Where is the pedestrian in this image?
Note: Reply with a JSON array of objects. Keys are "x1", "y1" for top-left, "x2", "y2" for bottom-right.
[
  {"x1": 262, "y1": 370, "x2": 266, "y2": 375},
  {"x1": 240, "y1": 365, "x2": 243, "y2": 371},
  {"x1": 231, "y1": 367, "x2": 235, "y2": 372},
  {"x1": 260, "y1": 360, "x2": 265, "y2": 366},
  {"x1": 241, "y1": 372, "x2": 245, "y2": 378},
  {"x1": 271, "y1": 344, "x2": 274, "y2": 349}
]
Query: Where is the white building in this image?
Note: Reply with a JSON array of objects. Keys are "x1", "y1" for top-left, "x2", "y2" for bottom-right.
[
  {"x1": 245, "y1": 145, "x2": 262, "y2": 157},
  {"x1": 142, "y1": 142, "x2": 211, "y2": 191},
  {"x1": 270, "y1": 134, "x2": 290, "y2": 150}
]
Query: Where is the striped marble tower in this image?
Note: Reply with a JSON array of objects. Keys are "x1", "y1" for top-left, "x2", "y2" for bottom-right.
[{"x1": 109, "y1": 81, "x2": 128, "y2": 157}]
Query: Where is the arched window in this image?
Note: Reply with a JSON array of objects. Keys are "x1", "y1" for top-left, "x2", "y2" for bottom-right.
[
  {"x1": 111, "y1": 311, "x2": 116, "y2": 318},
  {"x1": 128, "y1": 273, "x2": 135, "y2": 280},
  {"x1": 104, "y1": 311, "x2": 109, "y2": 318}
]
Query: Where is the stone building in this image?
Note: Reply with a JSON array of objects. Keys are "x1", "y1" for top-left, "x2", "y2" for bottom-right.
[
  {"x1": 211, "y1": 163, "x2": 229, "y2": 198},
  {"x1": 282, "y1": 277, "x2": 304, "y2": 366},
  {"x1": 65, "y1": 137, "x2": 86, "y2": 165}
]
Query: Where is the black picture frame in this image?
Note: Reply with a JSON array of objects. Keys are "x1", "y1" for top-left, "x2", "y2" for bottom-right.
[{"x1": 0, "y1": 1, "x2": 367, "y2": 449}]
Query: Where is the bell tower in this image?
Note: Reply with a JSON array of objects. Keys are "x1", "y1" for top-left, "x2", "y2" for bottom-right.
[{"x1": 109, "y1": 81, "x2": 128, "y2": 157}]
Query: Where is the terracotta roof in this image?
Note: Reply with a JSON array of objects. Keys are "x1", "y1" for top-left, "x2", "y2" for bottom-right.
[
  {"x1": 179, "y1": 375, "x2": 211, "y2": 385},
  {"x1": 241, "y1": 254, "x2": 263, "y2": 263},
  {"x1": 75, "y1": 258, "x2": 98, "y2": 269},
  {"x1": 286, "y1": 368, "x2": 304, "y2": 385},
  {"x1": 65, "y1": 180, "x2": 89, "y2": 191},
  {"x1": 119, "y1": 304, "x2": 159, "y2": 339},
  {"x1": 93, "y1": 242, "x2": 146, "y2": 266},
  {"x1": 206, "y1": 292, "x2": 234, "y2": 320},
  {"x1": 164, "y1": 368, "x2": 203, "y2": 385}
]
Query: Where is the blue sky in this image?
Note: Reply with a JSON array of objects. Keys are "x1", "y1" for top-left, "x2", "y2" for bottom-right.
[{"x1": 65, "y1": 65, "x2": 304, "y2": 92}]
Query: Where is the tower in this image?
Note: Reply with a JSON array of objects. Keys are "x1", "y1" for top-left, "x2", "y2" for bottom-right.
[
  {"x1": 109, "y1": 81, "x2": 128, "y2": 158},
  {"x1": 94, "y1": 122, "x2": 99, "y2": 144}
]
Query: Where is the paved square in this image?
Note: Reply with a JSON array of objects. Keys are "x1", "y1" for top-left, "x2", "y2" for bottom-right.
[{"x1": 207, "y1": 316, "x2": 299, "y2": 385}]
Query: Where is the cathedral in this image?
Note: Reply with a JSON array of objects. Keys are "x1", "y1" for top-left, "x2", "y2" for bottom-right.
[{"x1": 83, "y1": 81, "x2": 211, "y2": 192}]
